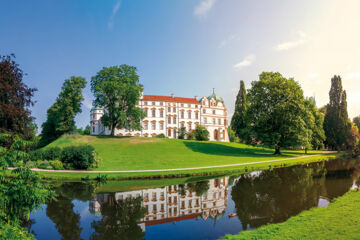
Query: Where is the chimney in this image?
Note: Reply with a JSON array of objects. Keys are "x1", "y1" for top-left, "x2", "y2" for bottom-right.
[{"x1": 171, "y1": 93, "x2": 175, "y2": 98}]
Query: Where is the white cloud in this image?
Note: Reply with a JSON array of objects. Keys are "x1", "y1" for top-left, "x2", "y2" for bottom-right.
[
  {"x1": 274, "y1": 30, "x2": 309, "y2": 51},
  {"x1": 308, "y1": 73, "x2": 319, "y2": 79},
  {"x1": 219, "y1": 34, "x2": 237, "y2": 48},
  {"x1": 194, "y1": 0, "x2": 216, "y2": 18},
  {"x1": 233, "y1": 54, "x2": 256, "y2": 70},
  {"x1": 108, "y1": 0, "x2": 122, "y2": 29}
]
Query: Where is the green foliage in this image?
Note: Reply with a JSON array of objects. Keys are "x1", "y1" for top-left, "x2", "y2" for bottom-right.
[
  {"x1": 187, "y1": 180, "x2": 210, "y2": 196},
  {"x1": 304, "y1": 97, "x2": 326, "y2": 150},
  {"x1": 49, "y1": 160, "x2": 64, "y2": 170},
  {"x1": 0, "y1": 133, "x2": 33, "y2": 166},
  {"x1": 186, "y1": 131, "x2": 195, "y2": 140},
  {"x1": 228, "y1": 128, "x2": 237, "y2": 143},
  {"x1": 178, "y1": 127, "x2": 186, "y2": 139},
  {"x1": 353, "y1": 116, "x2": 360, "y2": 133},
  {"x1": 194, "y1": 125, "x2": 209, "y2": 141},
  {"x1": 155, "y1": 133, "x2": 166, "y2": 138},
  {"x1": 231, "y1": 80, "x2": 249, "y2": 141},
  {"x1": 60, "y1": 145, "x2": 96, "y2": 169},
  {"x1": 40, "y1": 76, "x2": 87, "y2": 146},
  {"x1": 91, "y1": 65, "x2": 145, "y2": 136},
  {"x1": 83, "y1": 125, "x2": 91, "y2": 135},
  {"x1": 324, "y1": 75, "x2": 351, "y2": 150},
  {"x1": 43, "y1": 147, "x2": 62, "y2": 160},
  {"x1": 247, "y1": 72, "x2": 310, "y2": 154},
  {"x1": 0, "y1": 222, "x2": 34, "y2": 240}
]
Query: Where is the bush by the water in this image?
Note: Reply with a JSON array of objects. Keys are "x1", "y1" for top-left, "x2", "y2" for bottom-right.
[{"x1": 60, "y1": 145, "x2": 96, "y2": 169}]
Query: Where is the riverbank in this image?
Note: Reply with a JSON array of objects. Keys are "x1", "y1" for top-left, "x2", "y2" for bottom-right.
[
  {"x1": 15, "y1": 135, "x2": 339, "y2": 180},
  {"x1": 222, "y1": 190, "x2": 360, "y2": 240}
]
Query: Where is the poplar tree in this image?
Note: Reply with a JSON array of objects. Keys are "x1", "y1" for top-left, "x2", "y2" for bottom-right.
[
  {"x1": 324, "y1": 75, "x2": 351, "y2": 150},
  {"x1": 231, "y1": 80, "x2": 248, "y2": 141}
]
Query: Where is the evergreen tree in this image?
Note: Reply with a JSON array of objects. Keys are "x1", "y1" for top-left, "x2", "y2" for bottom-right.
[
  {"x1": 231, "y1": 80, "x2": 248, "y2": 141},
  {"x1": 324, "y1": 75, "x2": 351, "y2": 150},
  {"x1": 40, "y1": 76, "x2": 87, "y2": 146},
  {"x1": 354, "y1": 116, "x2": 360, "y2": 133}
]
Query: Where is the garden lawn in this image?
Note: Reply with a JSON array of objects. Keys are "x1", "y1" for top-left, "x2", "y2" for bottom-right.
[
  {"x1": 222, "y1": 190, "x2": 360, "y2": 240},
  {"x1": 44, "y1": 135, "x2": 338, "y2": 172}
]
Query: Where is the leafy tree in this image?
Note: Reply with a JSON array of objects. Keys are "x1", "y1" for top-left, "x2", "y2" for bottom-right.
[
  {"x1": 83, "y1": 125, "x2": 91, "y2": 135},
  {"x1": 231, "y1": 80, "x2": 249, "y2": 141},
  {"x1": 247, "y1": 72, "x2": 309, "y2": 154},
  {"x1": 0, "y1": 54, "x2": 37, "y2": 138},
  {"x1": 354, "y1": 116, "x2": 360, "y2": 133},
  {"x1": 187, "y1": 180, "x2": 210, "y2": 196},
  {"x1": 40, "y1": 76, "x2": 87, "y2": 146},
  {"x1": 91, "y1": 65, "x2": 145, "y2": 136},
  {"x1": 304, "y1": 97, "x2": 326, "y2": 150},
  {"x1": 227, "y1": 127, "x2": 237, "y2": 142},
  {"x1": 178, "y1": 127, "x2": 186, "y2": 139},
  {"x1": 324, "y1": 75, "x2": 351, "y2": 150},
  {"x1": 194, "y1": 125, "x2": 209, "y2": 141},
  {"x1": 91, "y1": 196, "x2": 146, "y2": 240}
]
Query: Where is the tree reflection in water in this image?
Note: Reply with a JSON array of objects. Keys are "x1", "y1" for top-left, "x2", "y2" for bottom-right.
[
  {"x1": 231, "y1": 160, "x2": 360, "y2": 230},
  {"x1": 90, "y1": 195, "x2": 146, "y2": 240}
]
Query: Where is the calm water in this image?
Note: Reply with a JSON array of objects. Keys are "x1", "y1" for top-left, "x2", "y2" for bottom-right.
[{"x1": 29, "y1": 158, "x2": 360, "y2": 240}]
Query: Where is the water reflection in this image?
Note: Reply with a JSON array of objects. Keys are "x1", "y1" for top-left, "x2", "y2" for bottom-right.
[{"x1": 29, "y1": 158, "x2": 360, "y2": 240}]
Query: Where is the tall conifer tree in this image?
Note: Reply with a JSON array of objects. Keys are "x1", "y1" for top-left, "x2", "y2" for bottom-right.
[
  {"x1": 324, "y1": 75, "x2": 351, "y2": 150},
  {"x1": 231, "y1": 80, "x2": 248, "y2": 141}
]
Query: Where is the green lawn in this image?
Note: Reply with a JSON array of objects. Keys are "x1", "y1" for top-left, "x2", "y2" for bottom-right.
[
  {"x1": 223, "y1": 190, "x2": 360, "y2": 240},
  {"x1": 34, "y1": 135, "x2": 339, "y2": 179}
]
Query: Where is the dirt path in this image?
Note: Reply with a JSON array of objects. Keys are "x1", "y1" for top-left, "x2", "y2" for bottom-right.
[{"x1": 9, "y1": 153, "x2": 333, "y2": 173}]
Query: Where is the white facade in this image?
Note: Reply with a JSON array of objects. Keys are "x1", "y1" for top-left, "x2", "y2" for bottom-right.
[
  {"x1": 90, "y1": 91, "x2": 229, "y2": 142},
  {"x1": 89, "y1": 177, "x2": 229, "y2": 228}
]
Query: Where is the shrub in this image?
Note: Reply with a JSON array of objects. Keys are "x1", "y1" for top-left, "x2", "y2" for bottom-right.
[
  {"x1": 91, "y1": 151, "x2": 102, "y2": 168},
  {"x1": 43, "y1": 147, "x2": 62, "y2": 160},
  {"x1": 49, "y1": 160, "x2": 64, "y2": 170},
  {"x1": 29, "y1": 149, "x2": 44, "y2": 161},
  {"x1": 228, "y1": 128, "x2": 237, "y2": 142},
  {"x1": 178, "y1": 127, "x2": 186, "y2": 139},
  {"x1": 60, "y1": 145, "x2": 95, "y2": 169},
  {"x1": 186, "y1": 131, "x2": 195, "y2": 140},
  {"x1": 155, "y1": 134, "x2": 166, "y2": 138},
  {"x1": 194, "y1": 125, "x2": 209, "y2": 141}
]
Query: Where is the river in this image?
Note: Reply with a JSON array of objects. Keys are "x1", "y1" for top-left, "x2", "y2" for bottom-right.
[{"x1": 29, "y1": 158, "x2": 360, "y2": 240}]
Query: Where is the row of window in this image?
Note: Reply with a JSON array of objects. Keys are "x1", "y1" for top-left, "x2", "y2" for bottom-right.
[
  {"x1": 142, "y1": 101, "x2": 200, "y2": 108},
  {"x1": 203, "y1": 117, "x2": 226, "y2": 125},
  {"x1": 144, "y1": 109, "x2": 200, "y2": 119}
]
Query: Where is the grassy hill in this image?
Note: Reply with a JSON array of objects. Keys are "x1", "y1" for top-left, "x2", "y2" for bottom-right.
[{"x1": 46, "y1": 135, "x2": 336, "y2": 172}]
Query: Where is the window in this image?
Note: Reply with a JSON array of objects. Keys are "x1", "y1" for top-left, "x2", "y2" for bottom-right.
[
  {"x1": 188, "y1": 111, "x2": 191, "y2": 119},
  {"x1": 160, "y1": 102, "x2": 163, "y2": 106},
  {"x1": 174, "y1": 197, "x2": 177, "y2": 203},
  {"x1": 168, "y1": 117, "x2": 171, "y2": 124},
  {"x1": 92, "y1": 126, "x2": 95, "y2": 133},
  {"x1": 204, "y1": 117, "x2": 207, "y2": 124},
  {"x1": 161, "y1": 204, "x2": 164, "y2": 211},
  {"x1": 145, "y1": 205, "x2": 149, "y2": 212},
  {"x1": 168, "y1": 107, "x2": 171, "y2": 112},
  {"x1": 188, "y1": 104, "x2": 191, "y2": 107},
  {"x1": 181, "y1": 201, "x2": 185, "y2": 208},
  {"x1": 213, "y1": 118, "x2": 216, "y2": 124},
  {"x1": 173, "y1": 129, "x2": 177, "y2": 138},
  {"x1": 203, "y1": 109, "x2": 206, "y2": 114},
  {"x1": 145, "y1": 193, "x2": 149, "y2": 201},
  {"x1": 168, "y1": 196, "x2": 172, "y2": 203},
  {"x1": 181, "y1": 111, "x2": 184, "y2": 119},
  {"x1": 160, "y1": 192, "x2": 164, "y2": 198},
  {"x1": 195, "y1": 105, "x2": 198, "y2": 108},
  {"x1": 173, "y1": 116, "x2": 176, "y2": 124},
  {"x1": 173, "y1": 107, "x2": 176, "y2": 112},
  {"x1": 144, "y1": 109, "x2": 148, "y2": 117},
  {"x1": 152, "y1": 192, "x2": 156, "y2": 199},
  {"x1": 213, "y1": 110, "x2": 216, "y2": 115},
  {"x1": 181, "y1": 123, "x2": 185, "y2": 128},
  {"x1": 188, "y1": 123, "x2": 192, "y2": 130},
  {"x1": 144, "y1": 101, "x2": 148, "y2": 105},
  {"x1": 218, "y1": 119, "x2": 221, "y2": 125},
  {"x1": 144, "y1": 123, "x2": 148, "y2": 130},
  {"x1": 160, "y1": 123, "x2": 164, "y2": 130},
  {"x1": 152, "y1": 101, "x2": 155, "y2": 105},
  {"x1": 168, "y1": 129, "x2": 171, "y2": 136},
  {"x1": 152, "y1": 109, "x2": 156, "y2": 117},
  {"x1": 153, "y1": 204, "x2": 157, "y2": 211},
  {"x1": 188, "y1": 200, "x2": 192, "y2": 208},
  {"x1": 195, "y1": 112, "x2": 199, "y2": 119},
  {"x1": 160, "y1": 110, "x2": 164, "y2": 117},
  {"x1": 181, "y1": 103, "x2": 184, "y2": 107},
  {"x1": 151, "y1": 122, "x2": 156, "y2": 130}
]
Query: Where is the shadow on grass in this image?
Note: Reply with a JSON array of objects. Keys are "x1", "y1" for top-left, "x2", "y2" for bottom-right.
[{"x1": 183, "y1": 141, "x2": 315, "y2": 158}]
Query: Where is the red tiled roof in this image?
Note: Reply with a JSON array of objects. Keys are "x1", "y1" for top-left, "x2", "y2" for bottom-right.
[
  {"x1": 144, "y1": 213, "x2": 200, "y2": 226},
  {"x1": 142, "y1": 95, "x2": 199, "y2": 104}
]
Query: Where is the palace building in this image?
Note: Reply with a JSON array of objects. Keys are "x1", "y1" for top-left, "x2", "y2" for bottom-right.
[{"x1": 90, "y1": 90, "x2": 229, "y2": 142}]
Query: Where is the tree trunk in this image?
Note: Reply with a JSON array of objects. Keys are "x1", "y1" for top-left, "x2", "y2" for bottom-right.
[
  {"x1": 305, "y1": 148, "x2": 308, "y2": 154},
  {"x1": 274, "y1": 146, "x2": 281, "y2": 155},
  {"x1": 111, "y1": 124, "x2": 115, "y2": 136}
]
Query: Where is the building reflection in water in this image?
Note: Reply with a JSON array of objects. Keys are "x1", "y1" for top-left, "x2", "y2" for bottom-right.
[{"x1": 89, "y1": 177, "x2": 229, "y2": 232}]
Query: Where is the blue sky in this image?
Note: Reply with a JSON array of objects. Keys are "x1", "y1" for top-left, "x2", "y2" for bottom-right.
[{"x1": 1, "y1": 0, "x2": 360, "y2": 130}]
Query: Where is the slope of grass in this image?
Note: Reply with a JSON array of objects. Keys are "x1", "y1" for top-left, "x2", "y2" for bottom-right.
[
  {"x1": 222, "y1": 190, "x2": 360, "y2": 240},
  {"x1": 46, "y1": 135, "x2": 337, "y2": 172}
]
